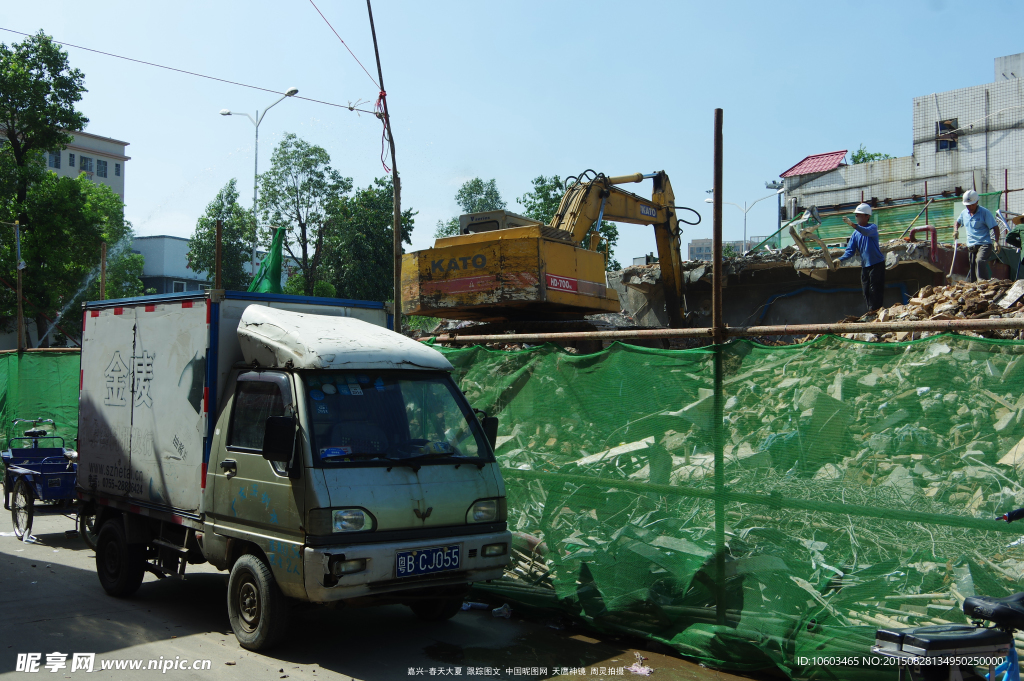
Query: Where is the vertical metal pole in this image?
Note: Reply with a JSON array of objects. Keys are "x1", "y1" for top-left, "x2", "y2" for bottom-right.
[
  {"x1": 743, "y1": 202, "x2": 747, "y2": 251},
  {"x1": 252, "y1": 114, "x2": 259, "y2": 277},
  {"x1": 712, "y1": 108, "x2": 726, "y2": 626},
  {"x1": 215, "y1": 219, "x2": 223, "y2": 290},
  {"x1": 924, "y1": 181, "x2": 928, "y2": 225},
  {"x1": 776, "y1": 191, "x2": 782, "y2": 247},
  {"x1": 100, "y1": 242, "x2": 107, "y2": 300},
  {"x1": 15, "y1": 220, "x2": 23, "y2": 353},
  {"x1": 367, "y1": 0, "x2": 403, "y2": 319}
]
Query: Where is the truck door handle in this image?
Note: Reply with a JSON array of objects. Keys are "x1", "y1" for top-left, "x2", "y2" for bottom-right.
[{"x1": 220, "y1": 459, "x2": 237, "y2": 478}]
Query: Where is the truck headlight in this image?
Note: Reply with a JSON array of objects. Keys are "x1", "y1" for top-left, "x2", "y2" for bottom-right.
[
  {"x1": 308, "y1": 508, "x2": 375, "y2": 535},
  {"x1": 467, "y1": 498, "x2": 507, "y2": 523},
  {"x1": 482, "y1": 543, "x2": 507, "y2": 557}
]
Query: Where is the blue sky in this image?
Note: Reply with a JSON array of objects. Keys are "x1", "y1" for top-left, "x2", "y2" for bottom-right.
[{"x1": 4, "y1": 0, "x2": 1023, "y2": 263}]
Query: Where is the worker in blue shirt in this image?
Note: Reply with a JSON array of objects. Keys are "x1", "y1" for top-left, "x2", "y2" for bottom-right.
[
  {"x1": 838, "y1": 203, "x2": 885, "y2": 312},
  {"x1": 953, "y1": 190, "x2": 1001, "y2": 282}
]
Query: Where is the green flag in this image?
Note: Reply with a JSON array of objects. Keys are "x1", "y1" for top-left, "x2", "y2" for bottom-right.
[{"x1": 248, "y1": 227, "x2": 286, "y2": 294}]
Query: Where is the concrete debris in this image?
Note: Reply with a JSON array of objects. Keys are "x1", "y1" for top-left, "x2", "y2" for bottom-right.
[{"x1": 817, "y1": 279, "x2": 1024, "y2": 343}]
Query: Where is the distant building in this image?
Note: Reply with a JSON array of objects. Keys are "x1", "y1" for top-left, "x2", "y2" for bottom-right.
[
  {"x1": 131, "y1": 236, "x2": 298, "y2": 295},
  {"x1": 132, "y1": 236, "x2": 210, "y2": 294},
  {"x1": 687, "y1": 238, "x2": 756, "y2": 260},
  {"x1": 780, "y1": 51, "x2": 1024, "y2": 237},
  {"x1": 45, "y1": 131, "x2": 130, "y2": 201}
]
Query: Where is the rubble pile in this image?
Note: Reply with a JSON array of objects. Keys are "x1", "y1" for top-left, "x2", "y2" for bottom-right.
[{"x1": 836, "y1": 278, "x2": 1024, "y2": 343}]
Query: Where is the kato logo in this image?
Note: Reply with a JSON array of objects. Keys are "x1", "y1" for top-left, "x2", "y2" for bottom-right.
[
  {"x1": 545, "y1": 274, "x2": 578, "y2": 292},
  {"x1": 431, "y1": 254, "x2": 487, "y2": 273},
  {"x1": 639, "y1": 204, "x2": 657, "y2": 218}
]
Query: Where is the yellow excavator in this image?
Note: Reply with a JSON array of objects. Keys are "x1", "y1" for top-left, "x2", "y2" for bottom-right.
[{"x1": 402, "y1": 170, "x2": 698, "y2": 328}]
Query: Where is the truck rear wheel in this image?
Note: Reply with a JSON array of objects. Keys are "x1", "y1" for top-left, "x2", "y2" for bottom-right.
[
  {"x1": 95, "y1": 520, "x2": 145, "y2": 597},
  {"x1": 410, "y1": 597, "x2": 463, "y2": 622},
  {"x1": 227, "y1": 553, "x2": 290, "y2": 650}
]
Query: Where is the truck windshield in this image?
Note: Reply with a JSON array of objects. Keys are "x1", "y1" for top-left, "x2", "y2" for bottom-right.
[{"x1": 303, "y1": 371, "x2": 491, "y2": 467}]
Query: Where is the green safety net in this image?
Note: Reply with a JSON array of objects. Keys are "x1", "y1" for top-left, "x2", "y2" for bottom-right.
[
  {"x1": 0, "y1": 350, "x2": 80, "y2": 449},
  {"x1": 437, "y1": 336, "x2": 1024, "y2": 679},
  {"x1": 780, "y1": 191, "x2": 1005, "y2": 249}
]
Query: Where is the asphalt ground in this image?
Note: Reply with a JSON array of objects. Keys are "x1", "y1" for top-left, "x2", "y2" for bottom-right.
[{"x1": 0, "y1": 502, "x2": 767, "y2": 681}]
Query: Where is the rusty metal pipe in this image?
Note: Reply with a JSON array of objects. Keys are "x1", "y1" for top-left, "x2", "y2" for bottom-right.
[{"x1": 427, "y1": 316, "x2": 1024, "y2": 344}]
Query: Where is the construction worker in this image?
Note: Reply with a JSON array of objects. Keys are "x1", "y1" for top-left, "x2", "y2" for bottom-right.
[
  {"x1": 953, "y1": 190, "x2": 1000, "y2": 282},
  {"x1": 839, "y1": 203, "x2": 885, "y2": 312}
]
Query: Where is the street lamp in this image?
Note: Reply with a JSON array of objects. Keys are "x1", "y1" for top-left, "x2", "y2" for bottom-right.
[
  {"x1": 704, "y1": 188, "x2": 784, "y2": 251},
  {"x1": 220, "y1": 86, "x2": 299, "y2": 276},
  {"x1": 766, "y1": 181, "x2": 784, "y2": 243}
]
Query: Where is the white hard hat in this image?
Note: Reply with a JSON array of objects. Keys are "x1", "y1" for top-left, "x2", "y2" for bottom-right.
[
  {"x1": 963, "y1": 190, "x2": 979, "y2": 205},
  {"x1": 854, "y1": 203, "x2": 872, "y2": 216}
]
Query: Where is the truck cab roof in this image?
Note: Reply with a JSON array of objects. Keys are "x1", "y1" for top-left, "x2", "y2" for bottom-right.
[{"x1": 237, "y1": 305, "x2": 452, "y2": 372}]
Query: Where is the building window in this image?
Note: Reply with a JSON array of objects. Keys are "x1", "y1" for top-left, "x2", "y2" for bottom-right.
[
  {"x1": 68, "y1": 153, "x2": 75, "y2": 167},
  {"x1": 47, "y1": 151, "x2": 61, "y2": 169},
  {"x1": 96, "y1": 159, "x2": 107, "y2": 178},
  {"x1": 172, "y1": 281, "x2": 186, "y2": 293},
  {"x1": 937, "y1": 119, "x2": 958, "y2": 151},
  {"x1": 115, "y1": 163, "x2": 120, "y2": 177},
  {"x1": 79, "y1": 156, "x2": 93, "y2": 173}
]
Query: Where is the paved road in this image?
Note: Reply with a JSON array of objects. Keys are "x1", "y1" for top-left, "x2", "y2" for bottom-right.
[{"x1": 0, "y1": 504, "x2": 761, "y2": 681}]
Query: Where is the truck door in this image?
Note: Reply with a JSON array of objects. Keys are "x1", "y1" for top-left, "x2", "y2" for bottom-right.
[{"x1": 209, "y1": 371, "x2": 305, "y2": 585}]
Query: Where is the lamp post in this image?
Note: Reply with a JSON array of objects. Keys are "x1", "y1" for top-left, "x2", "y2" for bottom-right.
[
  {"x1": 704, "y1": 188, "x2": 784, "y2": 251},
  {"x1": 220, "y1": 86, "x2": 299, "y2": 276}
]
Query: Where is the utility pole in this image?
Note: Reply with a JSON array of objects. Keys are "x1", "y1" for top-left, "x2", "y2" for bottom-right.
[
  {"x1": 367, "y1": 0, "x2": 402, "y2": 326},
  {"x1": 215, "y1": 219, "x2": 223, "y2": 290}
]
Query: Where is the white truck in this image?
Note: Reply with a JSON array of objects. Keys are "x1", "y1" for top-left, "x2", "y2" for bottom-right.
[{"x1": 77, "y1": 290, "x2": 510, "y2": 649}]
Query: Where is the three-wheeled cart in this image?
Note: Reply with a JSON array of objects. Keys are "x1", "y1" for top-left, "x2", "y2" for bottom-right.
[{"x1": 1, "y1": 418, "x2": 97, "y2": 547}]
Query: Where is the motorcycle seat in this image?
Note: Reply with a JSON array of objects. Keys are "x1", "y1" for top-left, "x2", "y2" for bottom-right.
[{"x1": 963, "y1": 592, "x2": 1024, "y2": 630}]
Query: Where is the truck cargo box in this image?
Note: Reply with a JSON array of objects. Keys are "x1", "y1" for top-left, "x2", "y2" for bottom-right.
[{"x1": 77, "y1": 291, "x2": 391, "y2": 515}]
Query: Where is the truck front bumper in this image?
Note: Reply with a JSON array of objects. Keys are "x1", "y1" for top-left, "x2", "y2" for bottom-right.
[{"x1": 303, "y1": 529, "x2": 511, "y2": 602}]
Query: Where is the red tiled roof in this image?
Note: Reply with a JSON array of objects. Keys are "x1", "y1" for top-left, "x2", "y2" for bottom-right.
[{"x1": 780, "y1": 150, "x2": 847, "y2": 178}]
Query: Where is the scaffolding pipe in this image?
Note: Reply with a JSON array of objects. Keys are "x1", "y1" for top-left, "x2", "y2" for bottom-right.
[{"x1": 427, "y1": 316, "x2": 1024, "y2": 344}]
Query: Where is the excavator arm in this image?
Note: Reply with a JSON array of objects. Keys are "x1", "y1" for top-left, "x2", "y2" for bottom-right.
[{"x1": 549, "y1": 171, "x2": 686, "y2": 327}]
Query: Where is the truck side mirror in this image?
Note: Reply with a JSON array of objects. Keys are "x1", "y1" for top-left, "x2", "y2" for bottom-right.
[
  {"x1": 262, "y1": 416, "x2": 296, "y2": 462},
  {"x1": 481, "y1": 416, "x2": 498, "y2": 451}
]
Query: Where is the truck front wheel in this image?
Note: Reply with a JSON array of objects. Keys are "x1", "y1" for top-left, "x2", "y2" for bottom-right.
[
  {"x1": 227, "y1": 553, "x2": 290, "y2": 650},
  {"x1": 95, "y1": 521, "x2": 145, "y2": 597}
]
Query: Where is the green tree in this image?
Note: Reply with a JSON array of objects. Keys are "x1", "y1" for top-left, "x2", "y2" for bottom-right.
[
  {"x1": 187, "y1": 179, "x2": 255, "y2": 291},
  {"x1": 851, "y1": 145, "x2": 894, "y2": 164},
  {"x1": 327, "y1": 177, "x2": 414, "y2": 302},
  {"x1": 434, "y1": 177, "x2": 505, "y2": 238},
  {"x1": 0, "y1": 172, "x2": 130, "y2": 346},
  {"x1": 722, "y1": 244, "x2": 738, "y2": 258},
  {"x1": 518, "y1": 174, "x2": 621, "y2": 270},
  {"x1": 282, "y1": 273, "x2": 336, "y2": 298},
  {"x1": 257, "y1": 133, "x2": 352, "y2": 296},
  {"x1": 0, "y1": 31, "x2": 88, "y2": 225}
]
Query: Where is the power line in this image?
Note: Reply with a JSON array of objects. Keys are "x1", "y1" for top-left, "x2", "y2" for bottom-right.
[
  {"x1": 0, "y1": 27, "x2": 378, "y2": 115},
  {"x1": 307, "y1": 0, "x2": 381, "y2": 91}
]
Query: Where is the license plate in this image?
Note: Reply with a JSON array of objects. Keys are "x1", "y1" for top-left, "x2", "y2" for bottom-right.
[{"x1": 396, "y1": 544, "x2": 460, "y2": 577}]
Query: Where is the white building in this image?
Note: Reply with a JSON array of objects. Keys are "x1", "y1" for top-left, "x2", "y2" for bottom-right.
[
  {"x1": 45, "y1": 131, "x2": 130, "y2": 201},
  {"x1": 781, "y1": 52, "x2": 1024, "y2": 220}
]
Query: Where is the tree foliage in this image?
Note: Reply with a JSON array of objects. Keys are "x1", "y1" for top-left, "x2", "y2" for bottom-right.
[
  {"x1": 434, "y1": 177, "x2": 504, "y2": 238},
  {"x1": 851, "y1": 145, "x2": 894, "y2": 164},
  {"x1": 326, "y1": 177, "x2": 414, "y2": 302},
  {"x1": 257, "y1": 133, "x2": 352, "y2": 296},
  {"x1": 0, "y1": 31, "x2": 88, "y2": 223},
  {"x1": 188, "y1": 179, "x2": 255, "y2": 291},
  {"x1": 518, "y1": 174, "x2": 621, "y2": 270}
]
